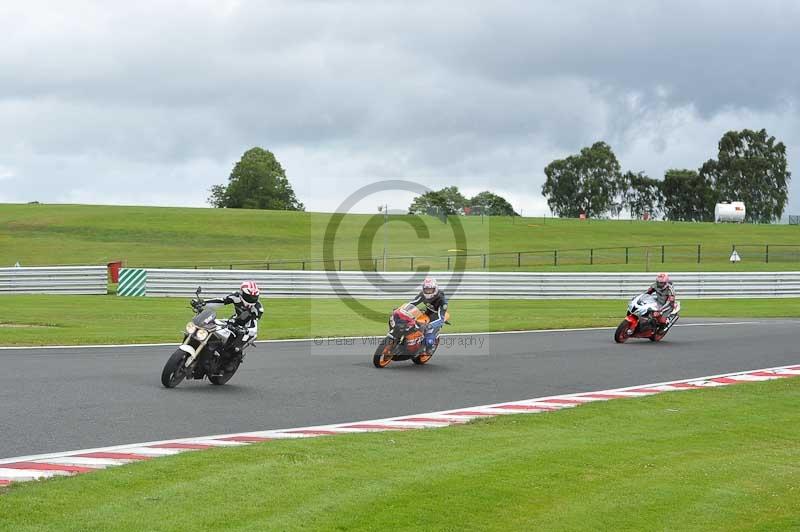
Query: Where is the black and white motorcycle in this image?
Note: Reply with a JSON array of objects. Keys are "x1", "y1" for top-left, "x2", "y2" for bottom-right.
[{"x1": 161, "y1": 287, "x2": 256, "y2": 388}]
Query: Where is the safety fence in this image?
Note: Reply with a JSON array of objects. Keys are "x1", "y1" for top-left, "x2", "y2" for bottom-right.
[
  {"x1": 124, "y1": 268, "x2": 800, "y2": 299},
  {"x1": 135, "y1": 243, "x2": 800, "y2": 272},
  {"x1": 0, "y1": 266, "x2": 108, "y2": 295},
  {"x1": 2, "y1": 266, "x2": 798, "y2": 299}
]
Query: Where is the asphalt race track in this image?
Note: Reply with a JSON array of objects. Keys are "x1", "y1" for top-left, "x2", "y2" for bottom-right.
[{"x1": 1, "y1": 318, "x2": 797, "y2": 458}]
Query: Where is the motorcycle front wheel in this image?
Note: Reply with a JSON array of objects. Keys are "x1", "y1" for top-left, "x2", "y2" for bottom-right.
[
  {"x1": 614, "y1": 321, "x2": 631, "y2": 343},
  {"x1": 373, "y1": 339, "x2": 395, "y2": 368},
  {"x1": 161, "y1": 349, "x2": 190, "y2": 388}
]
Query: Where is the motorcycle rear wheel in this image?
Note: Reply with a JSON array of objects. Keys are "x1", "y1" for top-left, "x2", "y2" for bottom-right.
[
  {"x1": 412, "y1": 338, "x2": 438, "y2": 365},
  {"x1": 209, "y1": 364, "x2": 239, "y2": 385},
  {"x1": 614, "y1": 321, "x2": 631, "y2": 343},
  {"x1": 373, "y1": 340, "x2": 394, "y2": 368},
  {"x1": 161, "y1": 349, "x2": 190, "y2": 388}
]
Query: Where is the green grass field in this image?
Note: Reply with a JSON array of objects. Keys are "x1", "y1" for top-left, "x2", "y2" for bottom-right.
[
  {"x1": 2, "y1": 203, "x2": 799, "y2": 271},
  {"x1": 1, "y1": 295, "x2": 797, "y2": 346},
  {"x1": 1, "y1": 378, "x2": 798, "y2": 531}
]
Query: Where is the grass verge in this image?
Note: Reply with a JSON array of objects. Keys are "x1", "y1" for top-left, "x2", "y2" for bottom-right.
[
  {"x1": 0, "y1": 296, "x2": 798, "y2": 346},
  {"x1": 2, "y1": 203, "x2": 799, "y2": 271},
  {"x1": 1, "y1": 378, "x2": 798, "y2": 531}
]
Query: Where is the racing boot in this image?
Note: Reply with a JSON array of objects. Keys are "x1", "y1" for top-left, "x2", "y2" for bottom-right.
[
  {"x1": 653, "y1": 311, "x2": 669, "y2": 333},
  {"x1": 423, "y1": 325, "x2": 439, "y2": 355}
]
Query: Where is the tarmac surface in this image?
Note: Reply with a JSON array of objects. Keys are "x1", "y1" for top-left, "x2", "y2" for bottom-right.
[{"x1": 2, "y1": 318, "x2": 797, "y2": 458}]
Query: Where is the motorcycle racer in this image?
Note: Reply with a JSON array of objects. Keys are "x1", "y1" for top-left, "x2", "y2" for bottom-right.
[
  {"x1": 200, "y1": 280, "x2": 264, "y2": 367},
  {"x1": 406, "y1": 277, "x2": 448, "y2": 350},
  {"x1": 646, "y1": 272, "x2": 676, "y2": 326}
]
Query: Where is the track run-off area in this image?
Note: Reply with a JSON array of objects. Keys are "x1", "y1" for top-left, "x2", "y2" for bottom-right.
[{"x1": 1, "y1": 318, "x2": 797, "y2": 461}]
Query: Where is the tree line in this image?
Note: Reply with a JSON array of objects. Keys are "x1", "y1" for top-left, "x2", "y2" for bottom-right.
[
  {"x1": 542, "y1": 128, "x2": 791, "y2": 223},
  {"x1": 408, "y1": 187, "x2": 518, "y2": 216},
  {"x1": 210, "y1": 128, "x2": 790, "y2": 224},
  {"x1": 208, "y1": 148, "x2": 520, "y2": 216}
]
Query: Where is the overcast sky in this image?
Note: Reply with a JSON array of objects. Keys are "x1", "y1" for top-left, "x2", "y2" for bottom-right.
[{"x1": 1, "y1": 0, "x2": 799, "y2": 215}]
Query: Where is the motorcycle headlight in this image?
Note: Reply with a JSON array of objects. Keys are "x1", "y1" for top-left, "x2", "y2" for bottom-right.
[
  {"x1": 195, "y1": 328, "x2": 209, "y2": 341},
  {"x1": 185, "y1": 322, "x2": 197, "y2": 334}
]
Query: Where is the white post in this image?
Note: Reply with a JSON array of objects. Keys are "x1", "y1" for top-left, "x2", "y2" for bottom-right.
[{"x1": 383, "y1": 204, "x2": 388, "y2": 272}]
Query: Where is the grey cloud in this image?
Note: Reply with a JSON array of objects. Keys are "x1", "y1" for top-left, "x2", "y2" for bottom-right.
[{"x1": 0, "y1": 1, "x2": 798, "y2": 214}]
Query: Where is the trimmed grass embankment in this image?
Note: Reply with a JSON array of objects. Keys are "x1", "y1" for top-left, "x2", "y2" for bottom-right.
[
  {"x1": 0, "y1": 296, "x2": 798, "y2": 346},
  {"x1": 1, "y1": 378, "x2": 798, "y2": 531},
  {"x1": 2, "y1": 203, "x2": 799, "y2": 271}
]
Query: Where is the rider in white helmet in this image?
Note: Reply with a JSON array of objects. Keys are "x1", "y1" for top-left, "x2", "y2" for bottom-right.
[
  {"x1": 647, "y1": 272, "x2": 676, "y2": 326},
  {"x1": 407, "y1": 277, "x2": 448, "y2": 349}
]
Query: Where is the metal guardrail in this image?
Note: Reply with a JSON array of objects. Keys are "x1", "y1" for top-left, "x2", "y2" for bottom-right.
[
  {"x1": 1, "y1": 266, "x2": 798, "y2": 299},
  {"x1": 0, "y1": 266, "x2": 108, "y2": 295},
  {"x1": 143, "y1": 269, "x2": 800, "y2": 299}
]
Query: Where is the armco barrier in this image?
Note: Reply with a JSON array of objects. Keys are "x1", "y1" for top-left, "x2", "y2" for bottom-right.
[
  {"x1": 0, "y1": 266, "x2": 107, "y2": 295},
  {"x1": 143, "y1": 269, "x2": 800, "y2": 299}
]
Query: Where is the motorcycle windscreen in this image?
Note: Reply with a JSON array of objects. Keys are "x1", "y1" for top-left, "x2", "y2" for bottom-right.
[
  {"x1": 398, "y1": 303, "x2": 423, "y2": 319},
  {"x1": 638, "y1": 293, "x2": 657, "y2": 305},
  {"x1": 192, "y1": 308, "x2": 217, "y2": 328}
]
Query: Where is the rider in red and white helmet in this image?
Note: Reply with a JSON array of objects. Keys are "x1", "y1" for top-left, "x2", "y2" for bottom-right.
[
  {"x1": 407, "y1": 277, "x2": 448, "y2": 349},
  {"x1": 647, "y1": 272, "x2": 676, "y2": 326},
  {"x1": 202, "y1": 280, "x2": 264, "y2": 367},
  {"x1": 239, "y1": 280, "x2": 261, "y2": 309}
]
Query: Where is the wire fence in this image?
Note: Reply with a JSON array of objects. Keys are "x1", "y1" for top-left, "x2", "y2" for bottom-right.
[{"x1": 134, "y1": 243, "x2": 800, "y2": 271}]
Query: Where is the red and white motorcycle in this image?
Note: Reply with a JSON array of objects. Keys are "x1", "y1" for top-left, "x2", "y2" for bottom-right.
[{"x1": 614, "y1": 292, "x2": 680, "y2": 343}]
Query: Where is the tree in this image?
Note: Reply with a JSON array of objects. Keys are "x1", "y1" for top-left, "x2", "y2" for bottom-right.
[
  {"x1": 408, "y1": 186, "x2": 467, "y2": 215},
  {"x1": 661, "y1": 169, "x2": 715, "y2": 222},
  {"x1": 699, "y1": 129, "x2": 790, "y2": 223},
  {"x1": 541, "y1": 141, "x2": 622, "y2": 218},
  {"x1": 408, "y1": 191, "x2": 441, "y2": 215},
  {"x1": 208, "y1": 147, "x2": 304, "y2": 211},
  {"x1": 619, "y1": 171, "x2": 663, "y2": 219},
  {"x1": 468, "y1": 191, "x2": 518, "y2": 216},
  {"x1": 437, "y1": 186, "x2": 468, "y2": 214}
]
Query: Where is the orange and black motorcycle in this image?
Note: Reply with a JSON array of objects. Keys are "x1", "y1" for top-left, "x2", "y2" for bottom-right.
[{"x1": 373, "y1": 303, "x2": 450, "y2": 368}]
